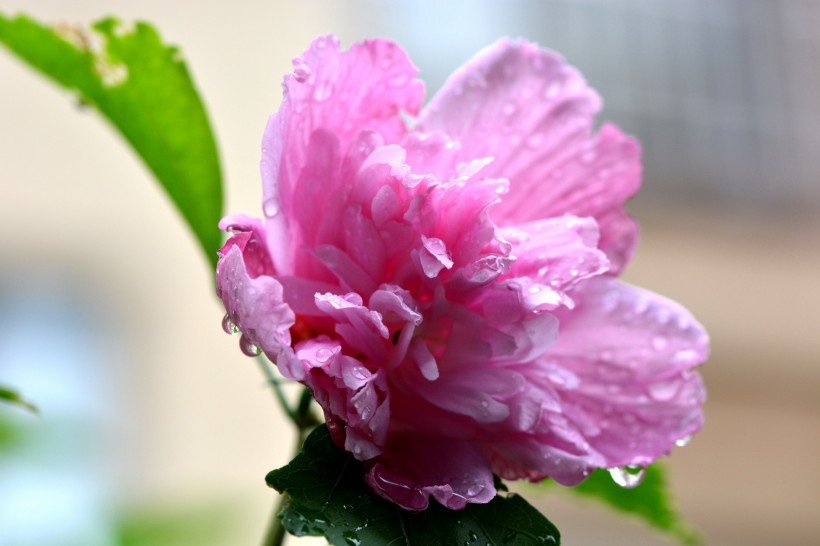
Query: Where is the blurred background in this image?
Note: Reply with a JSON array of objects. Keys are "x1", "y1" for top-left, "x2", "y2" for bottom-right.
[{"x1": 1, "y1": 0, "x2": 818, "y2": 545}]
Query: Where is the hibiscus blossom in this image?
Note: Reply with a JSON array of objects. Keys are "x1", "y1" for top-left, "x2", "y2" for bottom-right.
[{"x1": 216, "y1": 36, "x2": 708, "y2": 511}]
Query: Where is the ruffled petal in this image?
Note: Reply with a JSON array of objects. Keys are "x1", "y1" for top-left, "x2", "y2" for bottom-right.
[
  {"x1": 419, "y1": 39, "x2": 640, "y2": 272},
  {"x1": 218, "y1": 214, "x2": 275, "y2": 279},
  {"x1": 298, "y1": 337, "x2": 390, "y2": 460},
  {"x1": 548, "y1": 277, "x2": 709, "y2": 466},
  {"x1": 216, "y1": 245, "x2": 302, "y2": 380},
  {"x1": 366, "y1": 435, "x2": 496, "y2": 510},
  {"x1": 315, "y1": 292, "x2": 390, "y2": 363},
  {"x1": 261, "y1": 36, "x2": 425, "y2": 274},
  {"x1": 501, "y1": 215, "x2": 610, "y2": 303},
  {"x1": 217, "y1": 36, "x2": 709, "y2": 509}
]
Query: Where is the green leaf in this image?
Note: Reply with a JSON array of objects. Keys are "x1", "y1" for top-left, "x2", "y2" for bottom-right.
[
  {"x1": 267, "y1": 425, "x2": 561, "y2": 546},
  {"x1": 117, "y1": 502, "x2": 238, "y2": 546},
  {"x1": 548, "y1": 465, "x2": 701, "y2": 545},
  {"x1": 0, "y1": 385, "x2": 38, "y2": 414},
  {"x1": 0, "y1": 13, "x2": 223, "y2": 268}
]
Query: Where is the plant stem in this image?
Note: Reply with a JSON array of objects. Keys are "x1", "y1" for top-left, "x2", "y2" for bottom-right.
[
  {"x1": 254, "y1": 357, "x2": 298, "y2": 423},
  {"x1": 257, "y1": 357, "x2": 318, "y2": 546},
  {"x1": 262, "y1": 493, "x2": 288, "y2": 546},
  {"x1": 261, "y1": 421, "x2": 315, "y2": 546}
]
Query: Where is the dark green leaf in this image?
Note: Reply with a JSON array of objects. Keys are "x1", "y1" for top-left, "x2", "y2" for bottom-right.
[
  {"x1": 0, "y1": 13, "x2": 223, "y2": 268},
  {"x1": 548, "y1": 465, "x2": 701, "y2": 545},
  {"x1": 0, "y1": 385, "x2": 38, "y2": 414},
  {"x1": 267, "y1": 425, "x2": 561, "y2": 546}
]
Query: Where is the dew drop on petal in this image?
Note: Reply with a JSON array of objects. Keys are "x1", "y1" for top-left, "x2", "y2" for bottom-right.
[
  {"x1": 316, "y1": 347, "x2": 334, "y2": 363},
  {"x1": 502, "y1": 102, "x2": 518, "y2": 117},
  {"x1": 545, "y1": 81, "x2": 561, "y2": 98},
  {"x1": 388, "y1": 74, "x2": 408, "y2": 87},
  {"x1": 608, "y1": 465, "x2": 646, "y2": 489},
  {"x1": 651, "y1": 335, "x2": 668, "y2": 351},
  {"x1": 293, "y1": 62, "x2": 312, "y2": 83},
  {"x1": 263, "y1": 197, "x2": 279, "y2": 218},
  {"x1": 466, "y1": 483, "x2": 485, "y2": 497},
  {"x1": 676, "y1": 435, "x2": 693, "y2": 447},
  {"x1": 526, "y1": 133, "x2": 544, "y2": 148},
  {"x1": 239, "y1": 335, "x2": 261, "y2": 357},
  {"x1": 221, "y1": 314, "x2": 239, "y2": 335},
  {"x1": 313, "y1": 81, "x2": 333, "y2": 102}
]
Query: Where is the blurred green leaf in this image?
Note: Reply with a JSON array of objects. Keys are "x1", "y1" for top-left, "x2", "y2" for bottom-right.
[
  {"x1": 0, "y1": 385, "x2": 38, "y2": 414},
  {"x1": 0, "y1": 13, "x2": 223, "y2": 268},
  {"x1": 0, "y1": 417, "x2": 23, "y2": 449},
  {"x1": 117, "y1": 503, "x2": 237, "y2": 546},
  {"x1": 267, "y1": 425, "x2": 561, "y2": 546},
  {"x1": 547, "y1": 465, "x2": 701, "y2": 545}
]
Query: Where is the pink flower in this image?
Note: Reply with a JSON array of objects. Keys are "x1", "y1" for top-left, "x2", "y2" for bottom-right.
[{"x1": 217, "y1": 36, "x2": 708, "y2": 511}]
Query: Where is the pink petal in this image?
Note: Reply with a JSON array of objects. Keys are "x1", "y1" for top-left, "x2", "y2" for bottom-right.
[
  {"x1": 218, "y1": 215, "x2": 275, "y2": 279},
  {"x1": 298, "y1": 338, "x2": 390, "y2": 459},
  {"x1": 419, "y1": 39, "x2": 641, "y2": 272},
  {"x1": 366, "y1": 435, "x2": 496, "y2": 510},
  {"x1": 548, "y1": 277, "x2": 709, "y2": 466},
  {"x1": 314, "y1": 292, "x2": 389, "y2": 362},
  {"x1": 501, "y1": 215, "x2": 610, "y2": 300},
  {"x1": 216, "y1": 245, "x2": 301, "y2": 380},
  {"x1": 261, "y1": 36, "x2": 424, "y2": 274}
]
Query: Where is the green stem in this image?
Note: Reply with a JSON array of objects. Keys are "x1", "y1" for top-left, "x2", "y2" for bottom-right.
[
  {"x1": 254, "y1": 357, "x2": 298, "y2": 424},
  {"x1": 261, "y1": 415, "x2": 315, "y2": 546},
  {"x1": 262, "y1": 493, "x2": 288, "y2": 546},
  {"x1": 256, "y1": 358, "x2": 319, "y2": 546}
]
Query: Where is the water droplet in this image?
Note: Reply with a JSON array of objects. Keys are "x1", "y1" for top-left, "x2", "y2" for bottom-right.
[
  {"x1": 239, "y1": 335, "x2": 261, "y2": 357},
  {"x1": 608, "y1": 465, "x2": 646, "y2": 488},
  {"x1": 424, "y1": 237, "x2": 446, "y2": 254},
  {"x1": 293, "y1": 61, "x2": 312, "y2": 83},
  {"x1": 673, "y1": 349, "x2": 698, "y2": 364},
  {"x1": 466, "y1": 484, "x2": 484, "y2": 497},
  {"x1": 545, "y1": 81, "x2": 561, "y2": 98},
  {"x1": 263, "y1": 198, "x2": 279, "y2": 218},
  {"x1": 221, "y1": 314, "x2": 239, "y2": 335},
  {"x1": 342, "y1": 531, "x2": 362, "y2": 546},
  {"x1": 569, "y1": 268, "x2": 580, "y2": 277},
  {"x1": 313, "y1": 81, "x2": 333, "y2": 102},
  {"x1": 388, "y1": 74, "x2": 408, "y2": 87},
  {"x1": 676, "y1": 435, "x2": 692, "y2": 447},
  {"x1": 526, "y1": 133, "x2": 544, "y2": 148},
  {"x1": 466, "y1": 530, "x2": 479, "y2": 544},
  {"x1": 581, "y1": 149, "x2": 597, "y2": 163},
  {"x1": 315, "y1": 347, "x2": 333, "y2": 363},
  {"x1": 651, "y1": 335, "x2": 668, "y2": 351},
  {"x1": 480, "y1": 400, "x2": 489, "y2": 408}
]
